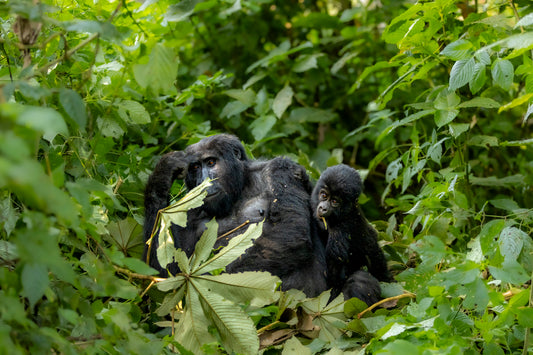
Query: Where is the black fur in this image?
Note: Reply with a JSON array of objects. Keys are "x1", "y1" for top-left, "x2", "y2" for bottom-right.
[
  {"x1": 143, "y1": 134, "x2": 327, "y2": 297},
  {"x1": 311, "y1": 164, "x2": 392, "y2": 303}
]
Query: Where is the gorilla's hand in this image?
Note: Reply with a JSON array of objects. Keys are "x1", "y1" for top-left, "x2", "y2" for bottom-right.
[{"x1": 153, "y1": 151, "x2": 188, "y2": 181}]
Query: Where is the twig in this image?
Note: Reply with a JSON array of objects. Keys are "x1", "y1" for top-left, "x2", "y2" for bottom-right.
[
  {"x1": 217, "y1": 220, "x2": 250, "y2": 241},
  {"x1": 36, "y1": 33, "x2": 99, "y2": 75},
  {"x1": 257, "y1": 320, "x2": 281, "y2": 335},
  {"x1": 357, "y1": 292, "x2": 416, "y2": 319},
  {"x1": 140, "y1": 279, "x2": 156, "y2": 298},
  {"x1": 113, "y1": 265, "x2": 166, "y2": 282}
]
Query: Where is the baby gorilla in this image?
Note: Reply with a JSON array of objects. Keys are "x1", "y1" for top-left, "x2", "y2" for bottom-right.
[{"x1": 311, "y1": 164, "x2": 392, "y2": 305}]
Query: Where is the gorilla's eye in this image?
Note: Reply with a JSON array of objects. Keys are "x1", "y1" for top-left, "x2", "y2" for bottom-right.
[
  {"x1": 319, "y1": 191, "x2": 328, "y2": 200},
  {"x1": 331, "y1": 198, "x2": 339, "y2": 207},
  {"x1": 191, "y1": 163, "x2": 201, "y2": 171},
  {"x1": 206, "y1": 158, "x2": 216, "y2": 167}
]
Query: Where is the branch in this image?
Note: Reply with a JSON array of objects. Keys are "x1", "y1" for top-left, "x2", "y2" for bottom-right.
[
  {"x1": 35, "y1": 33, "x2": 99, "y2": 75},
  {"x1": 358, "y1": 292, "x2": 416, "y2": 319},
  {"x1": 113, "y1": 265, "x2": 166, "y2": 282}
]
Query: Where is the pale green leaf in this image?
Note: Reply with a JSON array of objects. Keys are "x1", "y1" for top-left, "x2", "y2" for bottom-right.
[
  {"x1": 498, "y1": 227, "x2": 525, "y2": 263},
  {"x1": 117, "y1": 100, "x2": 151, "y2": 124},
  {"x1": 250, "y1": 115, "x2": 276, "y2": 141},
  {"x1": 192, "y1": 279, "x2": 259, "y2": 354},
  {"x1": 467, "y1": 135, "x2": 499, "y2": 148},
  {"x1": 189, "y1": 219, "x2": 218, "y2": 271},
  {"x1": 157, "y1": 217, "x2": 177, "y2": 269},
  {"x1": 449, "y1": 58, "x2": 475, "y2": 91},
  {"x1": 289, "y1": 107, "x2": 337, "y2": 123},
  {"x1": 157, "y1": 276, "x2": 186, "y2": 293},
  {"x1": 17, "y1": 106, "x2": 68, "y2": 142},
  {"x1": 458, "y1": 97, "x2": 500, "y2": 108},
  {"x1": 491, "y1": 59, "x2": 514, "y2": 90},
  {"x1": 156, "y1": 285, "x2": 186, "y2": 316},
  {"x1": 498, "y1": 93, "x2": 533, "y2": 113},
  {"x1": 489, "y1": 260, "x2": 530, "y2": 285},
  {"x1": 224, "y1": 89, "x2": 256, "y2": 106},
  {"x1": 440, "y1": 39, "x2": 473, "y2": 60},
  {"x1": 174, "y1": 248, "x2": 190, "y2": 274},
  {"x1": 22, "y1": 263, "x2": 49, "y2": 308},
  {"x1": 194, "y1": 222, "x2": 263, "y2": 275},
  {"x1": 468, "y1": 63, "x2": 487, "y2": 94},
  {"x1": 175, "y1": 288, "x2": 215, "y2": 354},
  {"x1": 434, "y1": 109, "x2": 458, "y2": 128},
  {"x1": 195, "y1": 271, "x2": 280, "y2": 307},
  {"x1": 293, "y1": 54, "x2": 321, "y2": 73},
  {"x1": 515, "y1": 13, "x2": 533, "y2": 28},
  {"x1": 221, "y1": 101, "x2": 249, "y2": 118},
  {"x1": 97, "y1": 117, "x2": 124, "y2": 138},
  {"x1": 470, "y1": 174, "x2": 525, "y2": 188},
  {"x1": 272, "y1": 85, "x2": 293, "y2": 118},
  {"x1": 162, "y1": 179, "x2": 211, "y2": 228},
  {"x1": 449, "y1": 123, "x2": 470, "y2": 138},
  {"x1": 133, "y1": 44, "x2": 178, "y2": 94}
]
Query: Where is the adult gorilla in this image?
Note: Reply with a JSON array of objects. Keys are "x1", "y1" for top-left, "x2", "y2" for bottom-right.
[{"x1": 143, "y1": 134, "x2": 328, "y2": 297}]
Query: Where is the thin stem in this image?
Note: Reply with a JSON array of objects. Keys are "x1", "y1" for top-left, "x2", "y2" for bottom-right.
[{"x1": 358, "y1": 292, "x2": 416, "y2": 319}]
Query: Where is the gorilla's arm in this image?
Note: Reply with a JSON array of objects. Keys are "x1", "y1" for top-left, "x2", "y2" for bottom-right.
[{"x1": 143, "y1": 151, "x2": 188, "y2": 272}]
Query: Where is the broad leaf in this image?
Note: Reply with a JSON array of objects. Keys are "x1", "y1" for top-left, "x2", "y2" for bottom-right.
[
  {"x1": 449, "y1": 58, "x2": 475, "y2": 91},
  {"x1": 133, "y1": 44, "x2": 178, "y2": 94},
  {"x1": 491, "y1": 59, "x2": 514, "y2": 90},
  {"x1": 189, "y1": 219, "x2": 218, "y2": 271},
  {"x1": 192, "y1": 279, "x2": 259, "y2": 354},
  {"x1": 195, "y1": 271, "x2": 280, "y2": 307},
  {"x1": 272, "y1": 85, "x2": 293, "y2": 118},
  {"x1": 194, "y1": 221, "x2": 263, "y2": 275},
  {"x1": 22, "y1": 263, "x2": 49, "y2": 308}
]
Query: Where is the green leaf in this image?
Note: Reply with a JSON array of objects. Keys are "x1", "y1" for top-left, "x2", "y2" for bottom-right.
[
  {"x1": 97, "y1": 117, "x2": 124, "y2": 138},
  {"x1": 469, "y1": 63, "x2": 487, "y2": 94},
  {"x1": 161, "y1": 179, "x2": 211, "y2": 228},
  {"x1": 117, "y1": 100, "x2": 151, "y2": 124},
  {"x1": 289, "y1": 107, "x2": 337, "y2": 123},
  {"x1": 458, "y1": 97, "x2": 500, "y2": 108},
  {"x1": 293, "y1": 54, "x2": 321, "y2": 73},
  {"x1": 22, "y1": 263, "x2": 49, "y2": 308},
  {"x1": 224, "y1": 89, "x2": 256, "y2": 106},
  {"x1": 470, "y1": 174, "x2": 525, "y2": 188},
  {"x1": 250, "y1": 115, "x2": 276, "y2": 141},
  {"x1": 195, "y1": 272, "x2": 280, "y2": 307},
  {"x1": 498, "y1": 93, "x2": 533, "y2": 113},
  {"x1": 467, "y1": 135, "x2": 499, "y2": 148},
  {"x1": 489, "y1": 260, "x2": 530, "y2": 285},
  {"x1": 175, "y1": 288, "x2": 216, "y2": 353},
  {"x1": 157, "y1": 276, "x2": 186, "y2": 292},
  {"x1": 221, "y1": 101, "x2": 249, "y2": 118},
  {"x1": 449, "y1": 58, "x2": 475, "y2": 91},
  {"x1": 515, "y1": 13, "x2": 533, "y2": 28},
  {"x1": 189, "y1": 219, "x2": 218, "y2": 271},
  {"x1": 192, "y1": 279, "x2": 259, "y2": 354},
  {"x1": 517, "y1": 308, "x2": 533, "y2": 328},
  {"x1": 17, "y1": 106, "x2": 68, "y2": 142},
  {"x1": 194, "y1": 222, "x2": 263, "y2": 275},
  {"x1": 440, "y1": 39, "x2": 473, "y2": 60},
  {"x1": 272, "y1": 86, "x2": 293, "y2": 118},
  {"x1": 434, "y1": 109, "x2": 458, "y2": 128},
  {"x1": 282, "y1": 337, "x2": 311, "y2": 355},
  {"x1": 59, "y1": 88, "x2": 87, "y2": 131},
  {"x1": 498, "y1": 227, "x2": 525, "y2": 263},
  {"x1": 133, "y1": 44, "x2": 178, "y2": 94},
  {"x1": 491, "y1": 59, "x2": 514, "y2": 90}
]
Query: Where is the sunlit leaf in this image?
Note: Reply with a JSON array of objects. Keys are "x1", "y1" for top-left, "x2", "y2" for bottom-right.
[{"x1": 194, "y1": 222, "x2": 263, "y2": 275}]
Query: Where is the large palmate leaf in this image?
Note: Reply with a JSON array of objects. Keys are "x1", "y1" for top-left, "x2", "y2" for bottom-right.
[
  {"x1": 194, "y1": 221, "x2": 264, "y2": 275},
  {"x1": 301, "y1": 291, "x2": 347, "y2": 342}
]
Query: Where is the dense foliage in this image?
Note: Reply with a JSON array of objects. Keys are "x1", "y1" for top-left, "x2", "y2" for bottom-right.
[{"x1": 1, "y1": 0, "x2": 532, "y2": 353}]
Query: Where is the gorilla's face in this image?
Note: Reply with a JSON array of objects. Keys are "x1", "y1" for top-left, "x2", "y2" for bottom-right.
[{"x1": 184, "y1": 136, "x2": 248, "y2": 217}]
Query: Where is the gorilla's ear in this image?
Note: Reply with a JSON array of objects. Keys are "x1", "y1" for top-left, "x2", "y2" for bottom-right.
[{"x1": 232, "y1": 144, "x2": 248, "y2": 161}]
